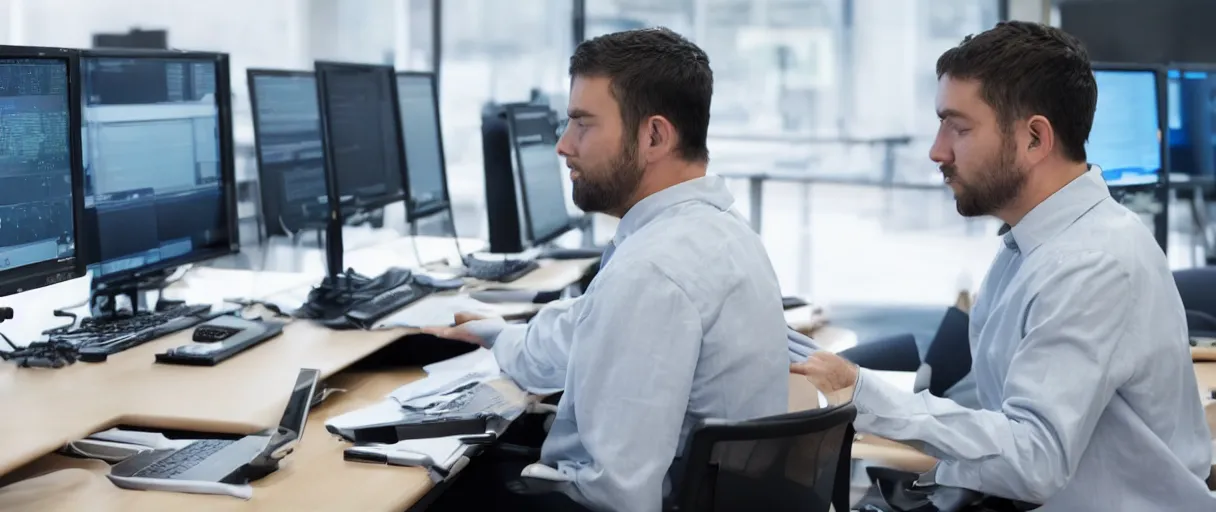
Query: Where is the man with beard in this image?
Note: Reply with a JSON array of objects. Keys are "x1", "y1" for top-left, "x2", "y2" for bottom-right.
[
  {"x1": 425, "y1": 28, "x2": 788, "y2": 511},
  {"x1": 792, "y1": 21, "x2": 1215, "y2": 510}
]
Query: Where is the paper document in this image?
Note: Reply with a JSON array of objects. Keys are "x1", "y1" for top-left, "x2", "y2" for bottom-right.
[
  {"x1": 388, "y1": 369, "x2": 499, "y2": 405},
  {"x1": 373, "y1": 295, "x2": 501, "y2": 329},
  {"x1": 326, "y1": 399, "x2": 412, "y2": 431}
]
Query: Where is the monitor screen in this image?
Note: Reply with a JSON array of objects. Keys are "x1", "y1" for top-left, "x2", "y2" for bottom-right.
[
  {"x1": 249, "y1": 71, "x2": 327, "y2": 234},
  {"x1": 1088, "y1": 69, "x2": 1163, "y2": 187},
  {"x1": 508, "y1": 106, "x2": 570, "y2": 245},
  {"x1": 315, "y1": 62, "x2": 405, "y2": 213},
  {"x1": 1166, "y1": 69, "x2": 1216, "y2": 176},
  {"x1": 0, "y1": 55, "x2": 82, "y2": 295},
  {"x1": 80, "y1": 54, "x2": 232, "y2": 282},
  {"x1": 395, "y1": 73, "x2": 449, "y2": 219}
]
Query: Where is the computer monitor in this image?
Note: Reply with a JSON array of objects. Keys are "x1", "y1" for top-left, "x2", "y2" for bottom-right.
[
  {"x1": 247, "y1": 69, "x2": 328, "y2": 237},
  {"x1": 0, "y1": 46, "x2": 87, "y2": 297},
  {"x1": 1166, "y1": 66, "x2": 1216, "y2": 177},
  {"x1": 79, "y1": 50, "x2": 237, "y2": 295},
  {"x1": 395, "y1": 72, "x2": 450, "y2": 221},
  {"x1": 314, "y1": 61, "x2": 407, "y2": 278},
  {"x1": 506, "y1": 104, "x2": 573, "y2": 247},
  {"x1": 1088, "y1": 65, "x2": 1167, "y2": 187}
]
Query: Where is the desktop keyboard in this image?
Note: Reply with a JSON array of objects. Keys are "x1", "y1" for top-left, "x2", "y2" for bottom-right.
[
  {"x1": 132, "y1": 439, "x2": 233, "y2": 479},
  {"x1": 47, "y1": 304, "x2": 214, "y2": 362},
  {"x1": 345, "y1": 283, "x2": 430, "y2": 327},
  {"x1": 463, "y1": 258, "x2": 539, "y2": 283}
]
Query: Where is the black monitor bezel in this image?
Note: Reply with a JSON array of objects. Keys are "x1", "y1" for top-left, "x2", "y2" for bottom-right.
[
  {"x1": 504, "y1": 103, "x2": 575, "y2": 248},
  {"x1": 313, "y1": 60, "x2": 410, "y2": 221},
  {"x1": 0, "y1": 45, "x2": 88, "y2": 297},
  {"x1": 395, "y1": 71, "x2": 452, "y2": 222},
  {"x1": 246, "y1": 68, "x2": 326, "y2": 238},
  {"x1": 79, "y1": 48, "x2": 239, "y2": 286}
]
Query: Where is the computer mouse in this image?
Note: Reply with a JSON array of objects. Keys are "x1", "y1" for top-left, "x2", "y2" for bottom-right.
[{"x1": 192, "y1": 324, "x2": 242, "y2": 343}]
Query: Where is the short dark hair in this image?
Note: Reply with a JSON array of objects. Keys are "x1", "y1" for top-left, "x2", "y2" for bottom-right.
[
  {"x1": 569, "y1": 27, "x2": 712, "y2": 162},
  {"x1": 936, "y1": 21, "x2": 1096, "y2": 163}
]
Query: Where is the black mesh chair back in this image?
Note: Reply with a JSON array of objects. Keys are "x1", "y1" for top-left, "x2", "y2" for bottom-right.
[
  {"x1": 1174, "y1": 267, "x2": 1216, "y2": 336},
  {"x1": 922, "y1": 306, "x2": 972, "y2": 398},
  {"x1": 667, "y1": 403, "x2": 857, "y2": 512}
]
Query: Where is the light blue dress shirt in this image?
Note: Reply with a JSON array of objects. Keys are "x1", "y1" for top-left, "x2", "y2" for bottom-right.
[
  {"x1": 849, "y1": 170, "x2": 1215, "y2": 510},
  {"x1": 481, "y1": 175, "x2": 790, "y2": 511}
]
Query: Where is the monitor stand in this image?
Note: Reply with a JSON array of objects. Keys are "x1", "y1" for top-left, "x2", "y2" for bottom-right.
[
  {"x1": 294, "y1": 208, "x2": 414, "y2": 322},
  {"x1": 88, "y1": 269, "x2": 181, "y2": 320}
]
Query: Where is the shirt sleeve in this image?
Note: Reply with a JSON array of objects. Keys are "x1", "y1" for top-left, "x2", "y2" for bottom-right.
[
  {"x1": 849, "y1": 251, "x2": 1134, "y2": 504},
  {"x1": 557, "y1": 264, "x2": 702, "y2": 512},
  {"x1": 486, "y1": 298, "x2": 582, "y2": 395}
]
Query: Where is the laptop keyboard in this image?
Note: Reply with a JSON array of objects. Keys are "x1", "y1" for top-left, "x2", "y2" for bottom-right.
[{"x1": 133, "y1": 439, "x2": 233, "y2": 479}]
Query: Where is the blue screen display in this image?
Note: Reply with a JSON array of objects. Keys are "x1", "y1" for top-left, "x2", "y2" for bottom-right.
[{"x1": 1088, "y1": 69, "x2": 1162, "y2": 186}]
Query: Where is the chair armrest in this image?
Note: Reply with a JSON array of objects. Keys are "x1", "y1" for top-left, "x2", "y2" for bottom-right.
[
  {"x1": 521, "y1": 463, "x2": 571, "y2": 482},
  {"x1": 507, "y1": 462, "x2": 573, "y2": 496}
]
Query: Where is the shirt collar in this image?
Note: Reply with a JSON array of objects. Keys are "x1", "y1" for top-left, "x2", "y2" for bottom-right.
[
  {"x1": 613, "y1": 175, "x2": 734, "y2": 246},
  {"x1": 997, "y1": 167, "x2": 1110, "y2": 254}
]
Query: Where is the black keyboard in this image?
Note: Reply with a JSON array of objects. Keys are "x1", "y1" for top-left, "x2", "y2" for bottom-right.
[
  {"x1": 463, "y1": 258, "x2": 539, "y2": 283},
  {"x1": 133, "y1": 439, "x2": 233, "y2": 479},
  {"x1": 345, "y1": 283, "x2": 429, "y2": 327},
  {"x1": 47, "y1": 304, "x2": 214, "y2": 362}
]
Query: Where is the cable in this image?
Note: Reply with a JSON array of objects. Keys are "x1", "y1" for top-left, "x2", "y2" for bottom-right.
[
  {"x1": 0, "y1": 330, "x2": 15, "y2": 352},
  {"x1": 0, "y1": 308, "x2": 15, "y2": 351},
  {"x1": 278, "y1": 214, "x2": 298, "y2": 240},
  {"x1": 0, "y1": 307, "x2": 79, "y2": 368}
]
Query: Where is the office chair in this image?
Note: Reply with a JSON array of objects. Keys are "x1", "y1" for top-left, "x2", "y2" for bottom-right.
[
  {"x1": 1174, "y1": 267, "x2": 1216, "y2": 337},
  {"x1": 839, "y1": 306, "x2": 972, "y2": 400},
  {"x1": 920, "y1": 306, "x2": 972, "y2": 399},
  {"x1": 839, "y1": 332, "x2": 920, "y2": 372},
  {"x1": 515, "y1": 404, "x2": 858, "y2": 512}
]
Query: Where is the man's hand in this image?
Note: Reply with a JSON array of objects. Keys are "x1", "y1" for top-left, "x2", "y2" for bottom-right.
[
  {"x1": 790, "y1": 351, "x2": 860, "y2": 405},
  {"x1": 421, "y1": 312, "x2": 490, "y2": 346}
]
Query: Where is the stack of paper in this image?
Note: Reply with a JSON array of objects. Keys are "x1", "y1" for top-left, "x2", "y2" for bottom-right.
[{"x1": 325, "y1": 348, "x2": 523, "y2": 472}]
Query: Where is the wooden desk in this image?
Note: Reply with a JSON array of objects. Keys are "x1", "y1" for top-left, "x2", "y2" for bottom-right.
[
  {"x1": 0, "y1": 369, "x2": 437, "y2": 511},
  {"x1": 0, "y1": 254, "x2": 595, "y2": 510}
]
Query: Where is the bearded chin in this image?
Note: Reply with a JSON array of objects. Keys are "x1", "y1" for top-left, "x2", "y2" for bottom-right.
[
  {"x1": 955, "y1": 141, "x2": 1026, "y2": 217},
  {"x1": 572, "y1": 143, "x2": 644, "y2": 214}
]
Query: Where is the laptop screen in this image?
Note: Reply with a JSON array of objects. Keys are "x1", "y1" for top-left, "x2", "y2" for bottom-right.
[{"x1": 278, "y1": 368, "x2": 321, "y2": 439}]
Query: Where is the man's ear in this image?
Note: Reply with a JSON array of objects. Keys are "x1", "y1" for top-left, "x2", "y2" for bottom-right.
[
  {"x1": 1025, "y1": 115, "x2": 1054, "y2": 164},
  {"x1": 643, "y1": 115, "x2": 677, "y2": 161}
]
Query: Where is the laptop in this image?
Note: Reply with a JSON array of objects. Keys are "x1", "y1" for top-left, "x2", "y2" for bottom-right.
[{"x1": 109, "y1": 368, "x2": 321, "y2": 484}]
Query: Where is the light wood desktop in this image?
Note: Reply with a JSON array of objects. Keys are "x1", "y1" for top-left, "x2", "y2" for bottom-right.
[{"x1": 0, "y1": 251, "x2": 596, "y2": 510}]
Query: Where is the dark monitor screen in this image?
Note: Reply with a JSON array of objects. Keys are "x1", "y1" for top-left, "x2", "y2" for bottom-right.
[
  {"x1": 0, "y1": 52, "x2": 85, "y2": 296},
  {"x1": 395, "y1": 72, "x2": 449, "y2": 219},
  {"x1": 314, "y1": 62, "x2": 405, "y2": 214},
  {"x1": 80, "y1": 53, "x2": 234, "y2": 283},
  {"x1": 1089, "y1": 68, "x2": 1165, "y2": 187},
  {"x1": 507, "y1": 105, "x2": 570, "y2": 246},
  {"x1": 1167, "y1": 68, "x2": 1216, "y2": 177},
  {"x1": 248, "y1": 70, "x2": 327, "y2": 235}
]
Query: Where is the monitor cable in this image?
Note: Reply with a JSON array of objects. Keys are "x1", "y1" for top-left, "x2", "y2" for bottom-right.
[{"x1": 0, "y1": 307, "x2": 80, "y2": 369}]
